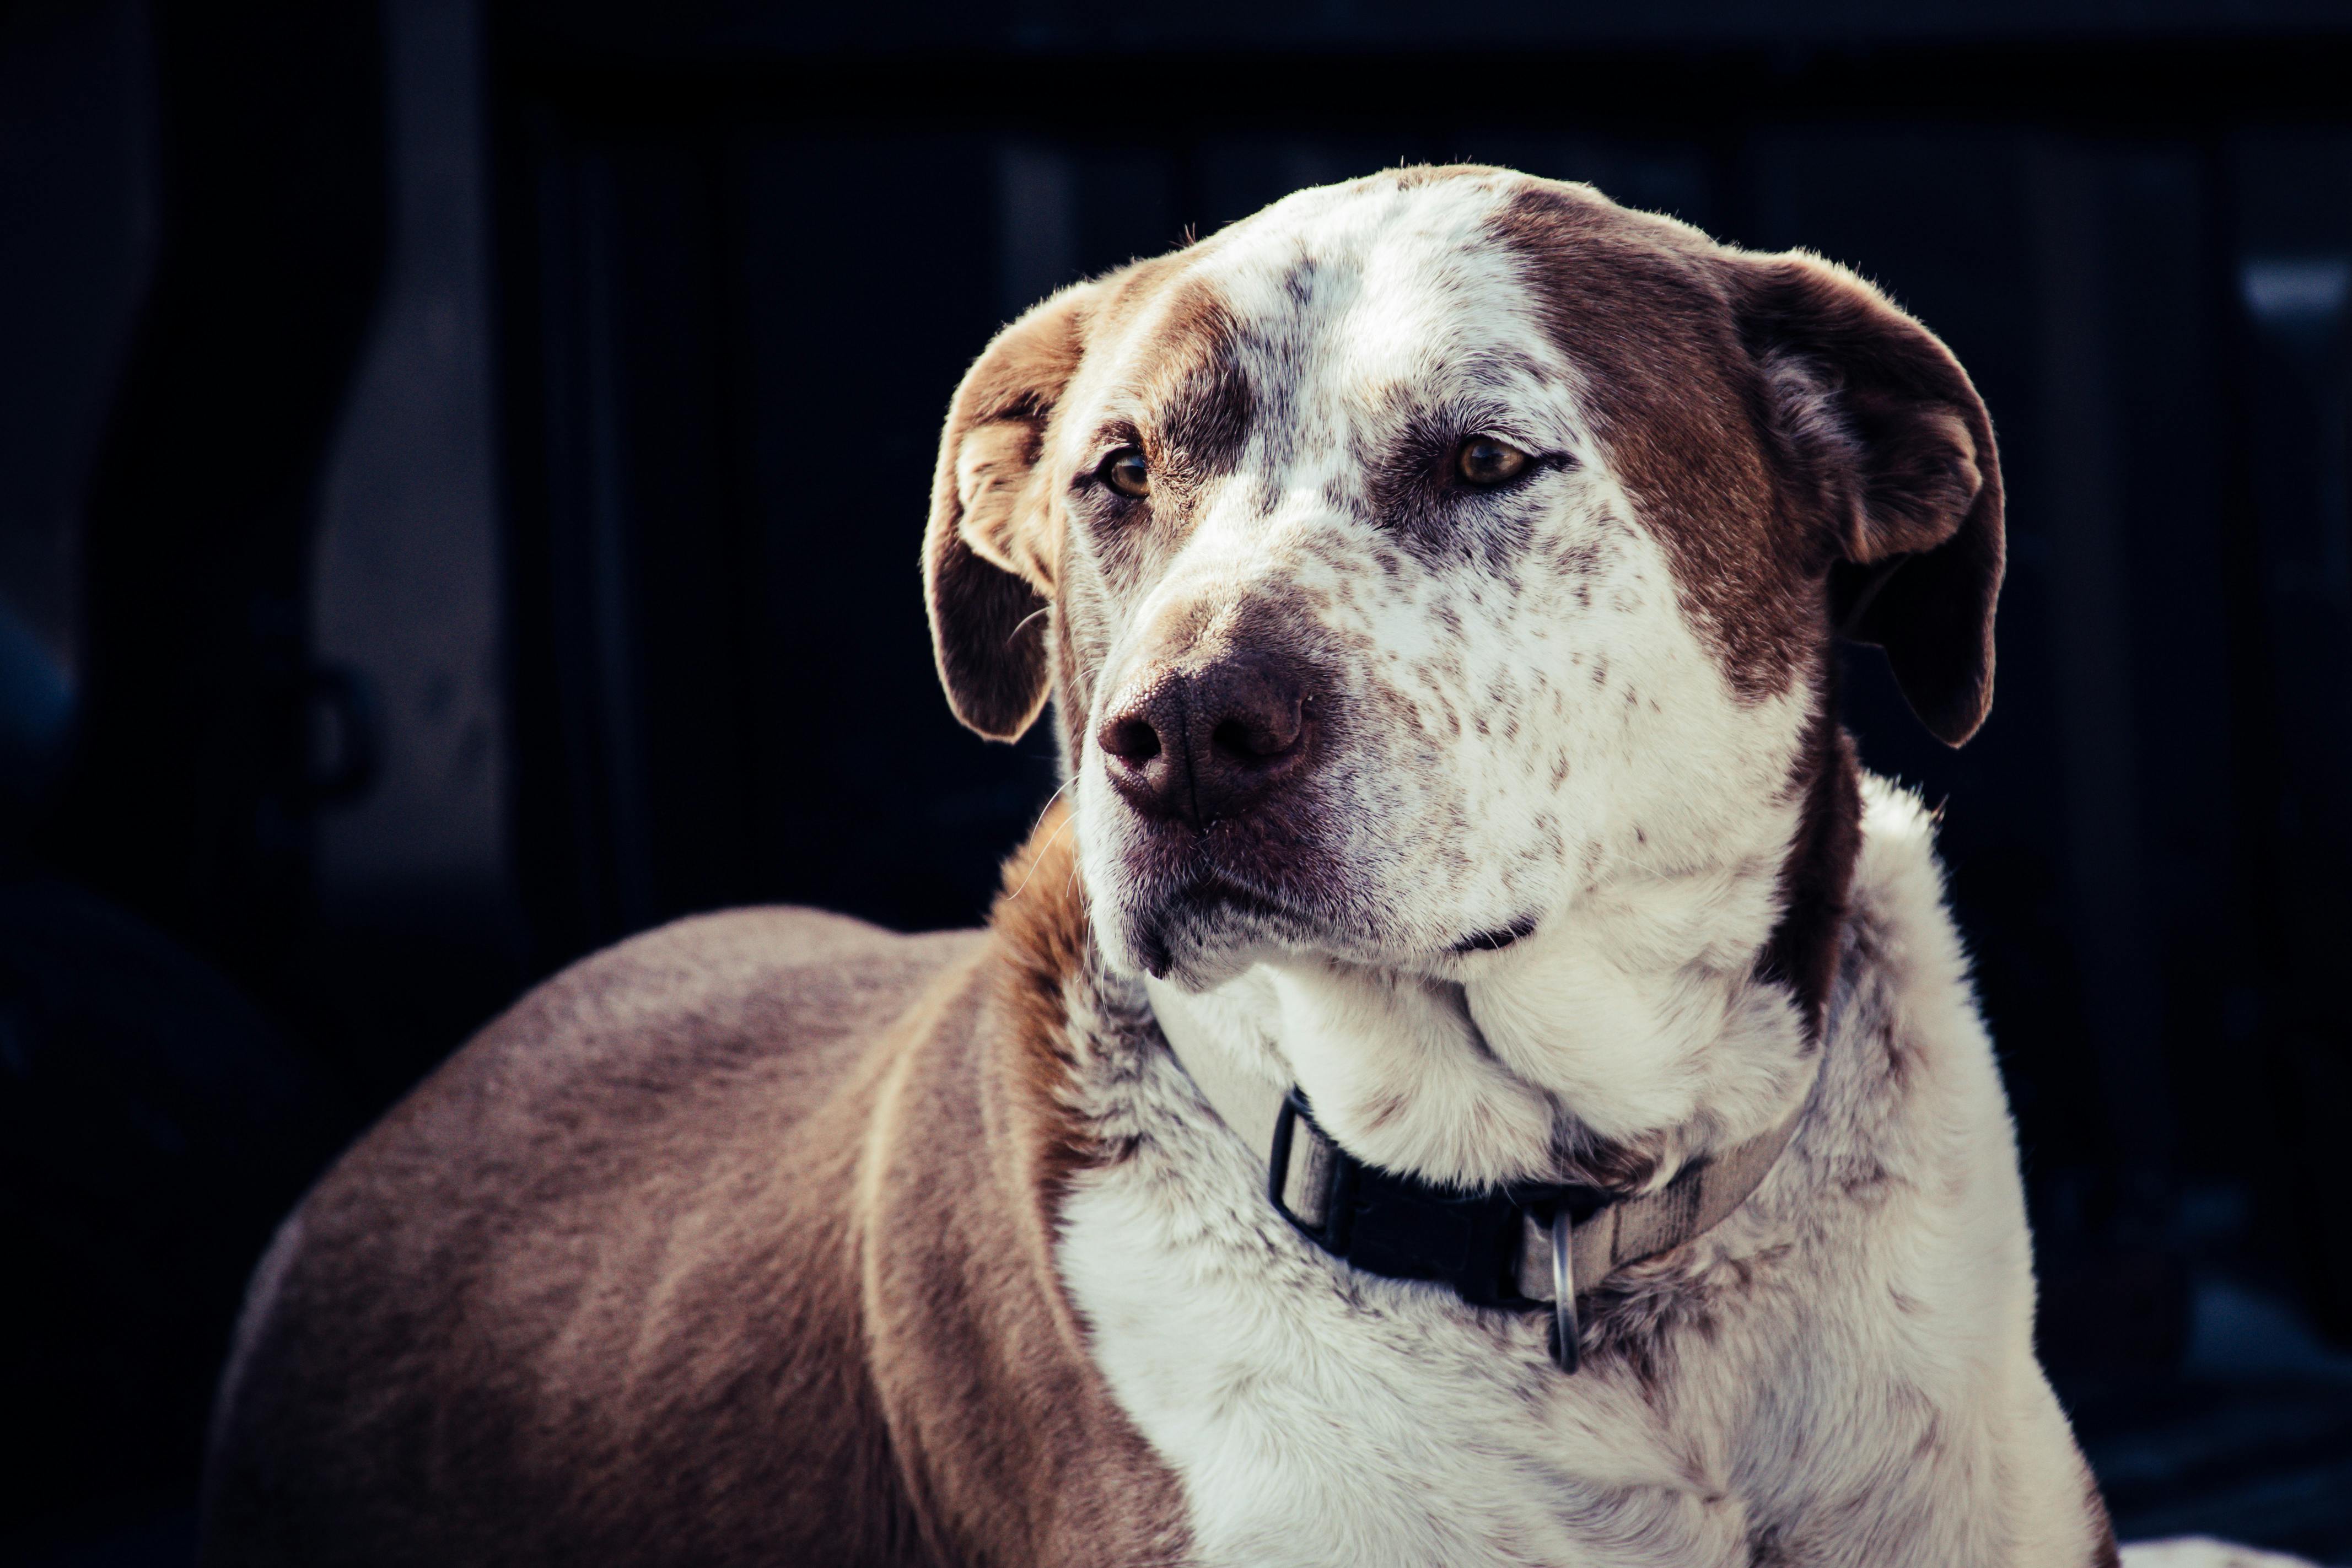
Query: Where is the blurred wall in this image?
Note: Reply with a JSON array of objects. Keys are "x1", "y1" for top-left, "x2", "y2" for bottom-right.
[{"x1": 310, "y1": 0, "x2": 525, "y2": 1100}]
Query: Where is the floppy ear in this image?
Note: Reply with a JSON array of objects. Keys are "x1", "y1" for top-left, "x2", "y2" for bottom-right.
[
  {"x1": 1731, "y1": 252, "x2": 2005, "y2": 746},
  {"x1": 923, "y1": 282, "x2": 1100, "y2": 741}
]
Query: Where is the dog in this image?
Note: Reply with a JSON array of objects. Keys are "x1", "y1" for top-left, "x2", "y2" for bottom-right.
[{"x1": 201, "y1": 167, "x2": 2292, "y2": 1566}]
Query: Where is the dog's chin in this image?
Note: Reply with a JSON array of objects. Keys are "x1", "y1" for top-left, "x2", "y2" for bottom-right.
[
  {"x1": 1104, "y1": 880, "x2": 1309, "y2": 990},
  {"x1": 1085, "y1": 797, "x2": 1471, "y2": 984},
  {"x1": 1095, "y1": 843, "x2": 1492, "y2": 988}
]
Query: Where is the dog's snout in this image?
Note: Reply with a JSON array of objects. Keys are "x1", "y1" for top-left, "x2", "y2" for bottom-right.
[{"x1": 1098, "y1": 651, "x2": 1317, "y2": 827}]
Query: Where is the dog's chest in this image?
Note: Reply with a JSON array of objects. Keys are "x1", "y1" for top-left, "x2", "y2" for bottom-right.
[{"x1": 1056, "y1": 1089, "x2": 1756, "y2": 1568}]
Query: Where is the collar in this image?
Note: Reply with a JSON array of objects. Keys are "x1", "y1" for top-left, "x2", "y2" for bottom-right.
[{"x1": 1161, "y1": 1015, "x2": 1813, "y2": 1374}]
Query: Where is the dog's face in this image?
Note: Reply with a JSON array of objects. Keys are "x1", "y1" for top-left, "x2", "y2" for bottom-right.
[{"x1": 927, "y1": 168, "x2": 2000, "y2": 1004}]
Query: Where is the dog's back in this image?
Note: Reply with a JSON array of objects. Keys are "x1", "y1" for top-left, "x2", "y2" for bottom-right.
[{"x1": 202, "y1": 908, "x2": 981, "y2": 1567}]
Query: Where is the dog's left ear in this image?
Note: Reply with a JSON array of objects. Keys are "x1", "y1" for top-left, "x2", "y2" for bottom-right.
[{"x1": 1729, "y1": 251, "x2": 2005, "y2": 746}]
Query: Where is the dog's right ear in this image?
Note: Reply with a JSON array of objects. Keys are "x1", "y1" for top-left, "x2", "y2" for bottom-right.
[{"x1": 923, "y1": 282, "x2": 1099, "y2": 741}]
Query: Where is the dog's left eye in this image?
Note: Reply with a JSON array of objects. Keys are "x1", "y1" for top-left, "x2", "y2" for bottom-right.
[{"x1": 1457, "y1": 437, "x2": 1531, "y2": 487}]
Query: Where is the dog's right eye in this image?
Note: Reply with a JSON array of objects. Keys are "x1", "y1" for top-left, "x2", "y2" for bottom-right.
[{"x1": 1100, "y1": 448, "x2": 1150, "y2": 499}]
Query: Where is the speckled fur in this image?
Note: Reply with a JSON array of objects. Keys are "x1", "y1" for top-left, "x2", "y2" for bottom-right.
[{"x1": 952, "y1": 168, "x2": 2125, "y2": 1564}]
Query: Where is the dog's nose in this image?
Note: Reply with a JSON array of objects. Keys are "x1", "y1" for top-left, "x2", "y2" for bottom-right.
[{"x1": 1097, "y1": 652, "x2": 1316, "y2": 827}]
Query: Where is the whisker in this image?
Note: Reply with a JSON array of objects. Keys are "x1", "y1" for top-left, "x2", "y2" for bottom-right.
[
  {"x1": 1030, "y1": 777, "x2": 1073, "y2": 829},
  {"x1": 1006, "y1": 808, "x2": 1078, "y2": 903}
]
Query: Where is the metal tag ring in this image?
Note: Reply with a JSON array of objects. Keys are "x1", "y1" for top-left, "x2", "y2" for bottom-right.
[{"x1": 1550, "y1": 1205, "x2": 1581, "y2": 1375}]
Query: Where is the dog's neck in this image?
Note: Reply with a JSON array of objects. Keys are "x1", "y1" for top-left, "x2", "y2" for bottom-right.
[{"x1": 1143, "y1": 716, "x2": 1862, "y2": 1198}]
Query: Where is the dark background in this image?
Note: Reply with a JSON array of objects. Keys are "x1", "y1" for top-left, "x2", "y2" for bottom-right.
[{"x1": 6, "y1": 0, "x2": 2352, "y2": 1560}]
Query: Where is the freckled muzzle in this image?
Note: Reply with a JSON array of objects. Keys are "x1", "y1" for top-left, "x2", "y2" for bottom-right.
[{"x1": 1089, "y1": 629, "x2": 1358, "y2": 979}]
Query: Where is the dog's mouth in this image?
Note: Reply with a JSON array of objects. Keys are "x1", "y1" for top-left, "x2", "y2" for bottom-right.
[
  {"x1": 1101, "y1": 779, "x2": 1350, "y2": 975},
  {"x1": 1126, "y1": 868, "x2": 1321, "y2": 980},
  {"x1": 1105, "y1": 802, "x2": 1542, "y2": 980},
  {"x1": 1449, "y1": 915, "x2": 1539, "y2": 955}
]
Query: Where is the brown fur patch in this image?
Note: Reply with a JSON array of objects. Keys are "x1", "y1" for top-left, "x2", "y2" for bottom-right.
[
  {"x1": 1759, "y1": 697, "x2": 1865, "y2": 1040},
  {"x1": 1494, "y1": 186, "x2": 1820, "y2": 705},
  {"x1": 985, "y1": 801, "x2": 1100, "y2": 1200},
  {"x1": 1492, "y1": 182, "x2": 2004, "y2": 747},
  {"x1": 1138, "y1": 277, "x2": 1255, "y2": 484},
  {"x1": 854, "y1": 814, "x2": 1190, "y2": 1566}
]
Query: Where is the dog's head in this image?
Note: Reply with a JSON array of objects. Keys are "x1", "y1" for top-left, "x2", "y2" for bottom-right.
[{"x1": 925, "y1": 168, "x2": 1999, "y2": 1009}]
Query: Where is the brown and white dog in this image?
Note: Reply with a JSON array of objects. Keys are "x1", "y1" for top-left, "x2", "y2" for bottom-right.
[{"x1": 202, "y1": 168, "x2": 2290, "y2": 1567}]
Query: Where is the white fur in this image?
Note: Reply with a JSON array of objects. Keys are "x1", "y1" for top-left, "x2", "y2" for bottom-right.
[{"x1": 1065, "y1": 782, "x2": 2100, "y2": 1567}]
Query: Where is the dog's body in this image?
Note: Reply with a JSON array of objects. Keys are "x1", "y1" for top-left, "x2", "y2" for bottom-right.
[
  {"x1": 202, "y1": 904, "x2": 1189, "y2": 1565},
  {"x1": 206, "y1": 168, "x2": 2257, "y2": 1564},
  {"x1": 205, "y1": 795, "x2": 2095, "y2": 1568}
]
